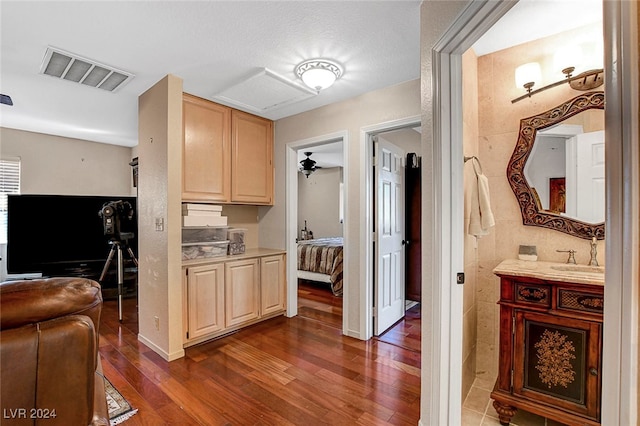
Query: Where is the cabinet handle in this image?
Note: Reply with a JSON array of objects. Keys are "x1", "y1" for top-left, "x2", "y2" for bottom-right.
[{"x1": 589, "y1": 367, "x2": 598, "y2": 376}]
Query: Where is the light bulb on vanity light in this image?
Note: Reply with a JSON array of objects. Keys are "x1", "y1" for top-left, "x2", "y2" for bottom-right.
[{"x1": 515, "y1": 62, "x2": 542, "y2": 95}]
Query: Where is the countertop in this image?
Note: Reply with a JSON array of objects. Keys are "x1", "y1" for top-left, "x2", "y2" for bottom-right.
[
  {"x1": 493, "y1": 259, "x2": 604, "y2": 286},
  {"x1": 182, "y1": 247, "x2": 286, "y2": 267}
]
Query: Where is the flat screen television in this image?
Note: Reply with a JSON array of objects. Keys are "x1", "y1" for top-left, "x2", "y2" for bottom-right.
[{"x1": 7, "y1": 194, "x2": 137, "y2": 277}]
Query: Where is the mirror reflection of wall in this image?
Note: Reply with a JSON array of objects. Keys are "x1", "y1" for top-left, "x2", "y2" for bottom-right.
[
  {"x1": 525, "y1": 134, "x2": 566, "y2": 211},
  {"x1": 523, "y1": 109, "x2": 605, "y2": 224}
]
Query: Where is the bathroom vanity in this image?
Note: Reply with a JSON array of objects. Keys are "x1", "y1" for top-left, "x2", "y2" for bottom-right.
[{"x1": 491, "y1": 259, "x2": 604, "y2": 426}]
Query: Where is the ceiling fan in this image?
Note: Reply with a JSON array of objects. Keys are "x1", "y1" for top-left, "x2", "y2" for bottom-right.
[{"x1": 299, "y1": 152, "x2": 321, "y2": 178}]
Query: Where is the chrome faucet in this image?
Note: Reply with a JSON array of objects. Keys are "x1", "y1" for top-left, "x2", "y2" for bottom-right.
[
  {"x1": 589, "y1": 237, "x2": 599, "y2": 266},
  {"x1": 557, "y1": 249, "x2": 577, "y2": 264}
]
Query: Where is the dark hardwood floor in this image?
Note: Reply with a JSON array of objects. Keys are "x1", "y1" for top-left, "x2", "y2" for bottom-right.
[{"x1": 98, "y1": 282, "x2": 421, "y2": 425}]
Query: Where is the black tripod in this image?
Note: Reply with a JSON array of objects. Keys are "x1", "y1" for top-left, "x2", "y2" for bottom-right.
[{"x1": 99, "y1": 235, "x2": 138, "y2": 322}]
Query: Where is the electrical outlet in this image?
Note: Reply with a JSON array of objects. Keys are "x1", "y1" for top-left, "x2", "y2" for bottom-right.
[{"x1": 154, "y1": 316, "x2": 159, "y2": 330}]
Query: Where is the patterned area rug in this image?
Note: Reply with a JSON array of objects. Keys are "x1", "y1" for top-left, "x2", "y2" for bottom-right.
[{"x1": 104, "y1": 377, "x2": 138, "y2": 425}]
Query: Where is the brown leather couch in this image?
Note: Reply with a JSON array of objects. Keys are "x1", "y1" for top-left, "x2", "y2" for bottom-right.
[{"x1": 0, "y1": 278, "x2": 109, "y2": 425}]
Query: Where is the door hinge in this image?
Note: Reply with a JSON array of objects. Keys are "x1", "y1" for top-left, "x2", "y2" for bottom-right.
[
  {"x1": 510, "y1": 368, "x2": 514, "y2": 392},
  {"x1": 512, "y1": 315, "x2": 515, "y2": 335},
  {"x1": 186, "y1": 331, "x2": 189, "y2": 339},
  {"x1": 372, "y1": 307, "x2": 377, "y2": 317}
]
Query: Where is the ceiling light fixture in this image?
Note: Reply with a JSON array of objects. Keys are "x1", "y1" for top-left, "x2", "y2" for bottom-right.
[
  {"x1": 295, "y1": 59, "x2": 343, "y2": 92},
  {"x1": 299, "y1": 152, "x2": 317, "y2": 178}
]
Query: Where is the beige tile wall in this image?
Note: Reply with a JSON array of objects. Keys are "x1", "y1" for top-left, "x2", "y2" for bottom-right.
[{"x1": 462, "y1": 48, "x2": 479, "y2": 399}]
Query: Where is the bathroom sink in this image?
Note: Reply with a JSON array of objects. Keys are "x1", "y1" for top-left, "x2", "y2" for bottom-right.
[{"x1": 550, "y1": 264, "x2": 605, "y2": 274}]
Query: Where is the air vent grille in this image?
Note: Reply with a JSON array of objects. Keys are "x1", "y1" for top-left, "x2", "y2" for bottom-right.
[{"x1": 40, "y1": 47, "x2": 134, "y2": 92}]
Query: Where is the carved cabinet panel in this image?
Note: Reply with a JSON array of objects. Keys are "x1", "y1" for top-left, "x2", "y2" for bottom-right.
[
  {"x1": 491, "y1": 273, "x2": 603, "y2": 426},
  {"x1": 513, "y1": 310, "x2": 601, "y2": 420}
]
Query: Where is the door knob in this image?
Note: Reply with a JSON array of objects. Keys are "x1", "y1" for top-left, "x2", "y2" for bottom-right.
[{"x1": 589, "y1": 367, "x2": 598, "y2": 376}]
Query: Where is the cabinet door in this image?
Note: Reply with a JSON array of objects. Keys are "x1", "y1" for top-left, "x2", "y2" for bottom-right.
[
  {"x1": 183, "y1": 94, "x2": 231, "y2": 202},
  {"x1": 513, "y1": 310, "x2": 601, "y2": 421},
  {"x1": 225, "y1": 258, "x2": 260, "y2": 327},
  {"x1": 186, "y1": 263, "x2": 225, "y2": 340},
  {"x1": 231, "y1": 110, "x2": 273, "y2": 204},
  {"x1": 260, "y1": 254, "x2": 286, "y2": 316}
]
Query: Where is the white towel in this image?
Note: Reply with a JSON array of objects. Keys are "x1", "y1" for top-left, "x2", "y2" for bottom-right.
[{"x1": 468, "y1": 160, "x2": 495, "y2": 237}]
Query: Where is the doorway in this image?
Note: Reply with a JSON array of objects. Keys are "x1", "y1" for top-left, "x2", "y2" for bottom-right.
[
  {"x1": 295, "y1": 140, "x2": 345, "y2": 329},
  {"x1": 284, "y1": 131, "x2": 349, "y2": 334},
  {"x1": 363, "y1": 119, "x2": 421, "y2": 337}
]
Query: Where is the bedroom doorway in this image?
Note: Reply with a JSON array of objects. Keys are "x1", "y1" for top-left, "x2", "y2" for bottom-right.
[
  {"x1": 295, "y1": 140, "x2": 345, "y2": 328},
  {"x1": 284, "y1": 131, "x2": 349, "y2": 333}
]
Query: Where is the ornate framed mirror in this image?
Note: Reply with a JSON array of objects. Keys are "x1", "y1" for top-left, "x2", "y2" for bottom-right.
[{"x1": 507, "y1": 91, "x2": 605, "y2": 240}]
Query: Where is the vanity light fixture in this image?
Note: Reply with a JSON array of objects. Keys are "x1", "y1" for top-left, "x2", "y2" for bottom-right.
[
  {"x1": 295, "y1": 59, "x2": 343, "y2": 92},
  {"x1": 512, "y1": 65, "x2": 604, "y2": 104},
  {"x1": 515, "y1": 62, "x2": 542, "y2": 97}
]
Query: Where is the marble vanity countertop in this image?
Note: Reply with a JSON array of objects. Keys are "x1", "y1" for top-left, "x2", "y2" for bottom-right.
[{"x1": 493, "y1": 259, "x2": 604, "y2": 286}]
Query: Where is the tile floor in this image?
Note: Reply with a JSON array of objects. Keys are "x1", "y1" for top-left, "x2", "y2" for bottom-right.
[{"x1": 462, "y1": 378, "x2": 567, "y2": 426}]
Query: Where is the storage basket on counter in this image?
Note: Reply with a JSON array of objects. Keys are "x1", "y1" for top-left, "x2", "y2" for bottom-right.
[{"x1": 227, "y1": 228, "x2": 247, "y2": 255}]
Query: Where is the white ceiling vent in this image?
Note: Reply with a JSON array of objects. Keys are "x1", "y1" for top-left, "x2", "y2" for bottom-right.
[
  {"x1": 39, "y1": 46, "x2": 134, "y2": 92},
  {"x1": 213, "y1": 68, "x2": 316, "y2": 114}
]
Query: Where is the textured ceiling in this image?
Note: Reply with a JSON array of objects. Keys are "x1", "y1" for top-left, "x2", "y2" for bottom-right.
[
  {"x1": 0, "y1": 1, "x2": 421, "y2": 147},
  {"x1": 0, "y1": 1, "x2": 602, "y2": 149}
]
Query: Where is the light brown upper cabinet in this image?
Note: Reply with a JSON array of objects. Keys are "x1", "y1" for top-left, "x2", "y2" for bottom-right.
[
  {"x1": 182, "y1": 94, "x2": 274, "y2": 205},
  {"x1": 231, "y1": 110, "x2": 273, "y2": 205},
  {"x1": 182, "y1": 94, "x2": 231, "y2": 202}
]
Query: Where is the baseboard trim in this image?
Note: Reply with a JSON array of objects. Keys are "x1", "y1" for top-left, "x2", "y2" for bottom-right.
[{"x1": 137, "y1": 334, "x2": 185, "y2": 361}]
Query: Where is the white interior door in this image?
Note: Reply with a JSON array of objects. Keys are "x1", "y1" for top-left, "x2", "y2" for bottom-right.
[
  {"x1": 575, "y1": 130, "x2": 605, "y2": 223},
  {"x1": 374, "y1": 138, "x2": 405, "y2": 335}
]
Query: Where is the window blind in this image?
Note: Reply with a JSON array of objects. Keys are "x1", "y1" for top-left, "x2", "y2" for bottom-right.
[{"x1": 0, "y1": 159, "x2": 21, "y2": 244}]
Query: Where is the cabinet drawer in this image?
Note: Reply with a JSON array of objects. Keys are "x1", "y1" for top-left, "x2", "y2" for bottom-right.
[
  {"x1": 514, "y1": 282, "x2": 551, "y2": 308},
  {"x1": 558, "y1": 289, "x2": 604, "y2": 316}
]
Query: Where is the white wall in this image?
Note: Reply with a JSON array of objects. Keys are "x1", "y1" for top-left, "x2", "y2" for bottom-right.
[
  {"x1": 298, "y1": 167, "x2": 343, "y2": 239},
  {"x1": 1, "y1": 127, "x2": 135, "y2": 196},
  {"x1": 137, "y1": 74, "x2": 185, "y2": 361},
  {"x1": 378, "y1": 128, "x2": 421, "y2": 155}
]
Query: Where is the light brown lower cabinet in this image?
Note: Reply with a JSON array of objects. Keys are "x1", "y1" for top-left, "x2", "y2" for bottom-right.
[
  {"x1": 184, "y1": 263, "x2": 225, "y2": 340},
  {"x1": 183, "y1": 253, "x2": 286, "y2": 346},
  {"x1": 224, "y1": 258, "x2": 260, "y2": 327}
]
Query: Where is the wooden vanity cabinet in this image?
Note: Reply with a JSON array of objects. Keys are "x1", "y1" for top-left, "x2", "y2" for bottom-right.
[
  {"x1": 182, "y1": 94, "x2": 274, "y2": 205},
  {"x1": 491, "y1": 273, "x2": 604, "y2": 426}
]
